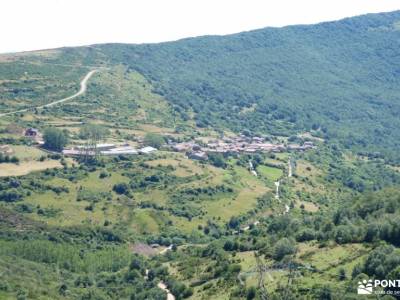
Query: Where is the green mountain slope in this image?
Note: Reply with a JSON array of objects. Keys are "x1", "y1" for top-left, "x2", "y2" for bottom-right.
[{"x1": 95, "y1": 11, "x2": 400, "y2": 162}]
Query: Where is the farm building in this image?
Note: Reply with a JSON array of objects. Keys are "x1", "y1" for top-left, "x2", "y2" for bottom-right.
[
  {"x1": 139, "y1": 146, "x2": 157, "y2": 154},
  {"x1": 24, "y1": 128, "x2": 44, "y2": 145},
  {"x1": 188, "y1": 151, "x2": 207, "y2": 161},
  {"x1": 62, "y1": 143, "x2": 158, "y2": 157},
  {"x1": 101, "y1": 146, "x2": 138, "y2": 155},
  {"x1": 75, "y1": 143, "x2": 116, "y2": 151},
  {"x1": 25, "y1": 128, "x2": 40, "y2": 137}
]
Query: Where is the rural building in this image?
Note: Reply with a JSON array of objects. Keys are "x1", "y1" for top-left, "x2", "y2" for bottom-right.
[
  {"x1": 101, "y1": 146, "x2": 138, "y2": 155},
  {"x1": 172, "y1": 142, "x2": 195, "y2": 152},
  {"x1": 63, "y1": 143, "x2": 158, "y2": 157},
  {"x1": 76, "y1": 143, "x2": 116, "y2": 151},
  {"x1": 25, "y1": 128, "x2": 39, "y2": 137},
  {"x1": 62, "y1": 149, "x2": 95, "y2": 156},
  {"x1": 24, "y1": 128, "x2": 44, "y2": 145},
  {"x1": 63, "y1": 143, "x2": 139, "y2": 156},
  {"x1": 139, "y1": 146, "x2": 157, "y2": 154},
  {"x1": 188, "y1": 151, "x2": 207, "y2": 161},
  {"x1": 252, "y1": 137, "x2": 264, "y2": 143}
]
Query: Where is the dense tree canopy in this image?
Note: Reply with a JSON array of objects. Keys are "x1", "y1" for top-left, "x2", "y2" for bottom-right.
[
  {"x1": 43, "y1": 128, "x2": 68, "y2": 151},
  {"x1": 144, "y1": 133, "x2": 165, "y2": 149}
]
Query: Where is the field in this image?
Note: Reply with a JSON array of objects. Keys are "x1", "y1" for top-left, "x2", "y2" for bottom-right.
[
  {"x1": 21, "y1": 170, "x2": 130, "y2": 227},
  {"x1": 146, "y1": 154, "x2": 205, "y2": 177},
  {"x1": 257, "y1": 165, "x2": 283, "y2": 182},
  {"x1": 9, "y1": 145, "x2": 45, "y2": 161},
  {"x1": 6, "y1": 150, "x2": 280, "y2": 235},
  {"x1": 0, "y1": 160, "x2": 62, "y2": 177}
]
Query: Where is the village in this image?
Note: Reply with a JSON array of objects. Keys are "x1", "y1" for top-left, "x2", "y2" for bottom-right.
[
  {"x1": 61, "y1": 135, "x2": 315, "y2": 160},
  {"x1": 0, "y1": 126, "x2": 316, "y2": 163},
  {"x1": 170, "y1": 135, "x2": 315, "y2": 160}
]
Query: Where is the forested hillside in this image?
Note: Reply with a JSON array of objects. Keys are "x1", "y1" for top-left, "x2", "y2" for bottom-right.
[{"x1": 96, "y1": 11, "x2": 400, "y2": 162}]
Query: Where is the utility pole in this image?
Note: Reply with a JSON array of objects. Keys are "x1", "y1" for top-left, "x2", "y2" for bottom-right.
[
  {"x1": 255, "y1": 252, "x2": 268, "y2": 300},
  {"x1": 283, "y1": 249, "x2": 298, "y2": 300}
]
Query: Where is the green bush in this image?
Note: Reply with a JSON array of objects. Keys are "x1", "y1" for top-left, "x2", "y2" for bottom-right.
[{"x1": 43, "y1": 128, "x2": 68, "y2": 152}]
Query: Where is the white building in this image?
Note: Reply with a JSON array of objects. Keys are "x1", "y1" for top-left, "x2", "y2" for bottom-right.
[{"x1": 139, "y1": 146, "x2": 157, "y2": 154}]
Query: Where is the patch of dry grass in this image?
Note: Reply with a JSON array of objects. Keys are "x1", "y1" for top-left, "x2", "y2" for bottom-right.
[
  {"x1": 0, "y1": 160, "x2": 62, "y2": 177},
  {"x1": 146, "y1": 156, "x2": 204, "y2": 177},
  {"x1": 11, "y1": 146, "x2": 46, "y2": 161},
  {"x1": 297, "y1": 200, "x2": 319, "y2": 212}
]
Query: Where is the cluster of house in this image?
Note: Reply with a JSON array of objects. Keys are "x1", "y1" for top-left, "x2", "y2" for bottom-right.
[
  {"x1": 17, "y1": 126, "x2": 315, "y2": 161},
  {"x1": 171, "y1": 135, "x2": 315, "y2": 160},
  {"x1": 62, "y1": 143, "x2": 157, "y2": 157}
]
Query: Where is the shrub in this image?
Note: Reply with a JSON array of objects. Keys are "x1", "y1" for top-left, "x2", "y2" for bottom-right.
[
  {"x1": 113, "y1": 183, "x2": 129, "y2": 195},
  {"x1": 273, "y1": 238, "x2": 296, "y2": 260},
  {"x1": 43, "y1": 128, "x2": 68, "y2": 152},
  {"x1": 144, "y1": 133, "x2": 164, "y2": 148},
  {"x1": 99, "y1": 171, "x2": 109, "y2": 179}
]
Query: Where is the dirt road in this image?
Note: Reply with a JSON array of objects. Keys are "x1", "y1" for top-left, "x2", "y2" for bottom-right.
[
  {"x1": 0, "y1": 69, "x2": 98, "y2": 117},
  {"x1": 157, "y1": 282, "x2": 176, "y2": 300}
]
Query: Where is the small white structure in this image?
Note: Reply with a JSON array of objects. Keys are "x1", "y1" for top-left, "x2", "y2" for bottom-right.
[{"x1": 139, "y1": 146, "x2": 157, "y2": 154}]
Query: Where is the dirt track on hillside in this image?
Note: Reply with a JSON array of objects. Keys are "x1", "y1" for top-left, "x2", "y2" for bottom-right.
[{"x1": 0, "y1": 69, "x2": 98, "y2": 117}]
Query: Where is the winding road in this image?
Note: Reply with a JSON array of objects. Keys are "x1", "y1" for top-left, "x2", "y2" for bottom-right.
[
  {"x1": 0, "y1": 69, "x2": 98, "y2": 117},
  {"x1": 144, "y1": 268, "x2": 175, "y2": 300},
  {"x1": 157, "y1": 282, "x2": 175, "y2": 300},
  {"x1": 142, "y1": 246, "x2": 176, "y2": 300}
]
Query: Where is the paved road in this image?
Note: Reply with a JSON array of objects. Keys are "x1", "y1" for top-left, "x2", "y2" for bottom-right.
[{"x1": 0, "y1": 69, "x2": 98, "y2": 117}]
